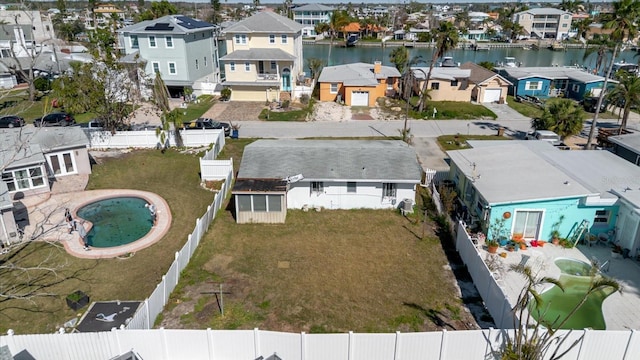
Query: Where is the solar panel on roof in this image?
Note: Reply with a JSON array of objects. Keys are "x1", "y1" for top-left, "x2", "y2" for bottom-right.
[
  {"x1": 144, "y1": 22, "x2": 173, "y2": 31},
  {"x1": 176, "y1": 16, "x2": 212, "y2": 29}
]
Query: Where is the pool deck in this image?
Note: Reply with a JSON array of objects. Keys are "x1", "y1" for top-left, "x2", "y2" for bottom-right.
[
  {"x1": 18, "y1": 185, "x2": 171, "y2": 259},
  {"x1": 482, "y1": 241, "x2": 640, "y2": 330}
]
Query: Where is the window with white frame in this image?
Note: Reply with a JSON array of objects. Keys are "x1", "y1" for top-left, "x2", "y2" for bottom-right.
[
  {"x1": 195, "y1": 59, "x2": 199, "y2": 70},
  {"x1": 387, "y1": 78, "x2": 394, "y2": 90},
  {"x1": 149, "y1": 35, "x2": 157, "y2": 48},
  {"x1": 130, "y1": 35, "x2": 139, "y2": 48},
  {"x1": 311, "y1": 181, "x2": 324, "y2": 194},
  {"x1": 234, "y1": 34, "x2": 247, "y2": 44},
  {"x1": 431, "y1": 82, "x2": 440, "y2": 90},
  {"x1": 2, "y1": 166, "x2": 46, "y2": 192},
  {"x1": 237, "y1": 194, "x2": 282, "y2": 212},
  {"x1": 245, "y1": 62, "x2": 250, "y2": 72},
  {"x1": 330, "y1": 83, "x2": 338, "y2": 93},
  {"x1": 347, "y1": 182, "x2": 357, "y2": 193},
  {"x1": 152, "y1": 62, "x2": 160, "y2": 74},
  {"x1": 270, "y1": 61, "x2": 277, "y2": 70},
  {"x1": 572, "y1": 84, "x2": 579, "y2": 92},
  {"x1": 281, "y1": 35, "x2": 287, "y2": 44},
  {"x1": 382, "y1": 183, "x2": 397, "y2": 198},
  {"x1": 512, "y1": 210, "x2": 543, "y2": 239},
  {"x1": 269, "y1": 34, "x2": 275, "y2": 44},
  {"x1": 526, "y1": 81, "x2": 543, "y2": 90},
  {"x1": 230, "y1": 62, "x2": 235, "y2": 71},
  {"x1": 168, "y1": 62, "x2": 176, "y2": 75},
  {"x1": 165, "y1": 36, "x2": 173, "y2": 48},
  {"x1": 47, "y1": 152, "x2": 76, "y2": 176}
]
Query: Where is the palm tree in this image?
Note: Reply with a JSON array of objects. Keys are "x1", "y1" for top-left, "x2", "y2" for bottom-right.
[
  {"x1": 586, "y1": 0, "x2": 640, "y2": 149},
  {"x1": 559, "y1": 0, "x2": 585, "y2": 12},
  {"x1": 325, "y1": 10, "x2": 349, "y2": 66},
  {"x1": 607, "y1": 71, "x2": 640, "y2": 131},
  {"x1": 305, "y1": 57, "x2": 325, "y2": 82},
  {"x1": 583, "y1": 43, "x2": 611, "y2": 75},
  {"x1": 477, "y1": 61, "x2": 495, "y2": 71},
  {"x1": 389, "y1": 46, "x2": 409, "y2": 73},
  {"x1": 531, "y1": 99, "x2": 586, "y2": 139},
  {"x1": 417, "y1": 21, "x2": 459, "y2": 112}
]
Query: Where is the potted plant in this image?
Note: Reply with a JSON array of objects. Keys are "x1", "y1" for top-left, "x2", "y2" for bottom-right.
[
  {"x1": 486, "y1": 239, "x2": 500, "y2": 254},
  {"x1": 66, "y1": 290, "x2": 90, "y2": 311},
  {"x1": 550, "y1": 215, "x2": 564, "y2": 244}
]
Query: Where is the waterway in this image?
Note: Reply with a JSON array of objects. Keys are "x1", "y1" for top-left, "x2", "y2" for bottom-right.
[{"x1": 302, "y1": 44, "x2": 640, "y2": 71}]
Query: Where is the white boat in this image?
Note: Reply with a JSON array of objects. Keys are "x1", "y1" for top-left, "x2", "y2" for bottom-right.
[{"x1": 497, "y1": 57, "x2": 520, "y2": 68}]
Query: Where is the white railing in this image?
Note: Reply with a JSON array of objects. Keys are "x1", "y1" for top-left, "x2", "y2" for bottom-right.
[
  {"x1": 1, "y1": 327, "x2": 639, "y2": 360},
  {"x1": 200, "y1": 158, "x2": 233, "y2": 181},
  {"x1": 126, "y1": 168, "x2": 234, "y2": 330},
  {"x1": 86, "y1": 129, "x2": 225, "y2": 149}
]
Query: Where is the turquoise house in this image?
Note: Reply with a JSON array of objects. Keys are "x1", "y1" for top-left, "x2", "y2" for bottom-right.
[
  {"x1": 497, "y1": 67, "x2": 615, "y2": 101},
  {"x1": 446, "y1": 141, "x2": 640, "y2": 252}
]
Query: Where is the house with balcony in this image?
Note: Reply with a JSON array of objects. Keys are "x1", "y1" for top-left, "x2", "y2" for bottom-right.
[
  {"x1": 219, "y1": 11, "x2": 304, "y2": 102},
  {"x1": 318, "y1": 61, "x2": 400, "y2": 106},
  {"x1": 513, "y1": 8, "x2": 573, "y2": 40},
  {"x1": 117, "y1": 15, "x2": 221, "y2": 97},
  {"x1": 292, "y1": 4, "x2": 334, "y2": 38}
]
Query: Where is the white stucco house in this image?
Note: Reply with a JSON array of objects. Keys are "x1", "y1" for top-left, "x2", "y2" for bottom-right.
[{"x1": 231, "y1": 140, "x2": 423, "y2": 224}]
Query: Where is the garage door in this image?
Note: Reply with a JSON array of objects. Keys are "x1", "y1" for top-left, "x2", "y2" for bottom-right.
[
  {"x1": 483, "y1": 89, "x2": 502, "y2": 103},
  {"x1": 351, "y1": 91, "x2": 369, "y2": 106}
]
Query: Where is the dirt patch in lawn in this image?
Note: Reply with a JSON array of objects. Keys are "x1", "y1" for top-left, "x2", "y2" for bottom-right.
[{"x1": 159, "y1": 198, "x2": 482, "y2": 333}]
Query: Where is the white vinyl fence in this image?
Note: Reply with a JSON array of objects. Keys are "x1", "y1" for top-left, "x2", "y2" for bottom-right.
[
  {"x1": 200, "y1": 147, "x2": 234, "y2": 181},
  {"x1": 2, "y1": 327, "x2": 640, "y2": 360},
  {"x1": 125, "y1": 169, "x2": 234, "y2": 330},
  {"x1": 86, "y1": 129, "x2": 225, "y2": 149}
]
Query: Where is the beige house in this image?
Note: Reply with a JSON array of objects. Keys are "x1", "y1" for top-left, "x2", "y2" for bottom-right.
[
  {"x1": 220, "y1": 11, "x2": 304, "y2": 102},
  {"x1": 412, "y1": 67, "x2": 472, "y2": 102},
  {"x1": 512, "y1": 8, "x2": 572, "y2": 40},
  {"x1": 460, "y1": 62, "x2": 512, "y2": 103}
]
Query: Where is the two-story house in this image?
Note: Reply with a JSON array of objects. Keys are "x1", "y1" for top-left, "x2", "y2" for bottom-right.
[
  {"x1": 117, "y1": 15, "x2": 221, "y2": 97},
  {"x1": 292, "y1": 4, "x2": 334, "y2": 38},
  {"x1": 512, "y1": 8, "x2": 573, "y2": 40},
  {"x1": 219, "y1": 11, "x2": 304, "y2": 102}
]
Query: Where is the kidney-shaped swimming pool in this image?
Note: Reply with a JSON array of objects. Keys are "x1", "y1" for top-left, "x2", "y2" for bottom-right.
[{"x1": 77, "y1": 197, "x2": 153, "y2": 248}]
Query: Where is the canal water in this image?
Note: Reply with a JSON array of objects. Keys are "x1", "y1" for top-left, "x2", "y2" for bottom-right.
[{"x1": 302, "y1": 44, "x2": 640, "y2": 71}]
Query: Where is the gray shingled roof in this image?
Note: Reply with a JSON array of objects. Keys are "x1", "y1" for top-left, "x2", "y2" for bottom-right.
[
  {"x1": 118, "y1": 15, "x2": 215, "y2": 35},
  {"x1": 516, "y1": 8, "x2": 571, "y2": 15},
  {"x1": 411, "y1": 67, "x2": 471, "y2": 81},
  {"x1": 237, "y1": 140, "x2": 422, "y2": 182},
  {"x1": 499, "y1": 67, "x2": 608, "y2": 84},
  {"x1": 0, "y1": 127, "x2": 89, "y2": 170},
  {"x1": 460, "y1": 62, "x2": 512, "y2": 85},
  {"x1": 220, "y1": 48, "x2": 296, "y2": 61},
  {"x1": 318, "y1": 62, "x2": 401, "y2": 86},
  {"x1": 293, "y1": 4, "x2": 335, "y2": 12},
  {"x1": 221, "y1": 11, "x2": 303, "y2": 34}
]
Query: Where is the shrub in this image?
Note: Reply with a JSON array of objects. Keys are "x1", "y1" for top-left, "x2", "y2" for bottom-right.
[{"x1": 300, "y1": 93, "x2": 310, "y2": 105}]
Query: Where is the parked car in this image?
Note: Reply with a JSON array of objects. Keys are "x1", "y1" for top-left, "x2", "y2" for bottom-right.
[
  {"x1": 183, "y1": 118, "x2": 230, "y2": 136},
  {"x1": 0, "y1": 115, "x2": 25, "y2": 128},
  {"x1": 78, "y1": 120, "x2": 104, "y2": 130},
  {"x1": 582, "y1": 97, "x2": 608, "y2": 113},
  {"x1": 34, "y1": 112, "x2": 76, "y2": 127},
  {"x1": 525, "y1": 130, "x2": 562, "y2": 146}
]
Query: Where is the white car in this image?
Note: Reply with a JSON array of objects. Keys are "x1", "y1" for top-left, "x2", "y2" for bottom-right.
[{"x1": 525, "y1": 130, "x2": 561, "y2": 146}]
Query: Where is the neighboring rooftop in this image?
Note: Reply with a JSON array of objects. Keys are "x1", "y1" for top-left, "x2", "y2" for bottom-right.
[
  {"x1": 460, "y1": 61, "x2": 512, "y2": 85},
  {"x1": 237, "y1": 140, "x2": 422, "y2": 182},
  {"x1": 221, "y1": 11, "x2": 303, "y2": 34},
  {"x1": 292, "y1": 4, "x2": 335, "y2": 11},
  {"x1": 318, "y1": 62, "x2": 401, "y2": 86},
  {"x1": 609, "y1": 132, "x2": 640, "y2": 153},
  {"x1": 118, "y1": 15, "x2": 215, "y2": 34},
  {"x1": 0, "y1": 127, "x2": 89, "y2": 169},
  {"x1": 515, "y1": 7, "x2": 571, "y2": 15},
  {"x1": 412, "y1": 67, "x2": 471, "y2": 81},
  {"x1": 498, "y1": 67, "x2": 608, "y2": 84}
]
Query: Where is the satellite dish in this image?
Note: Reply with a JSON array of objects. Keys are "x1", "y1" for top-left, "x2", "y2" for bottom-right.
[{"x1": 283, "y1": 174, "x2": 304, "y2": 183}]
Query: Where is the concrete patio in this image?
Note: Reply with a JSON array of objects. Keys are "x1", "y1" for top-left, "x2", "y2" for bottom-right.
[{"x1": 481, "y1": 240, "x2": 640, "y2": 330}]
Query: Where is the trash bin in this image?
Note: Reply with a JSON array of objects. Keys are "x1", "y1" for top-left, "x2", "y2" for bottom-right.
[
  {"x1": 497, "y1": 127, "x2": 505, "y2": 136},
  {"x1": 231, "y1": 129, "x2": 239, "y2": 139}
]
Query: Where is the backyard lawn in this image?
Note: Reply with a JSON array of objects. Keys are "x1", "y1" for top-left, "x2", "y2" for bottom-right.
[
  {"x1": 0, "y1": 149, "x2": 214, "y2": 334},
  {"x1": 159, "y1": 153, "x2": 476, "y2": 333}
]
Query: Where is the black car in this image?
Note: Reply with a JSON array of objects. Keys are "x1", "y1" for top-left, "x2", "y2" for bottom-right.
[
  {"x1": 34, "y1": 112, "x2": 76, "y2": 127},
  {"x1": 582, "y1": 97, "x2": 608, "y2": 113},
  {"x1": 0, "y1": 115, "x2": 25, "y2": 128},
  {"x1": 183, "y1": 118, "x2": 230, "y2": 136}
]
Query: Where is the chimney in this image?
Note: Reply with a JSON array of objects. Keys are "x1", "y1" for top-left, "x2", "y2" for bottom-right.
[{"x1": 374, "y1": 61, "x2": 381, "y2": 74}]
